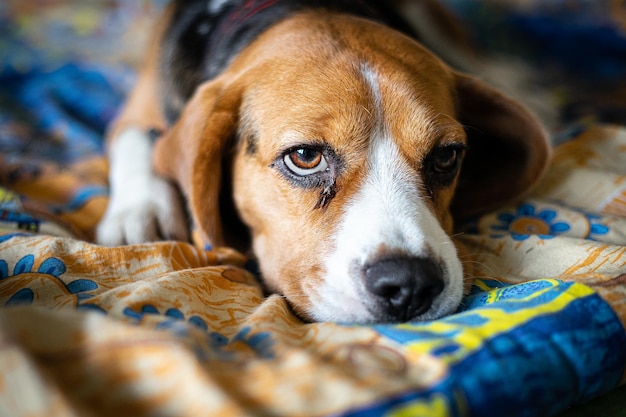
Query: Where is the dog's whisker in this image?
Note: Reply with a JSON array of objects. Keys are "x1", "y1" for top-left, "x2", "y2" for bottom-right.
[
  {"x1": 458, "y1": 252, "x2": 501, "y2": 261},
  {"x1": 462, "y1": 269, "x2": 507, "y2": 283},
  {"x1": 461, "y1": 259, "x2": 498, "y2": 274}
]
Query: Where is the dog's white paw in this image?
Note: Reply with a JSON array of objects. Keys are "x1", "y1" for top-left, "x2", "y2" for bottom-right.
[
  {"x1": 97, "y1": 176, "x2": 189, "y2": 245},
  {"x1": 96, "y1": 127, "x2": 189, "y2": 246}
]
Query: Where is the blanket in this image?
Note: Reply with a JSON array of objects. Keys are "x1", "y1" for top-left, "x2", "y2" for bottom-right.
[{"x1": 1, "y1": 1, "x2": 625, "y2": 416}]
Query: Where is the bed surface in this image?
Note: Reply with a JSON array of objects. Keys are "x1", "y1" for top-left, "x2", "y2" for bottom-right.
[{"x1": 1, "y1": 1, "x2": 625, "y2": 416}]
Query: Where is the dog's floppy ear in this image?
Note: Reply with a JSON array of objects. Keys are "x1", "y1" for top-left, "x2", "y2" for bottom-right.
[
  {"x1": 451, "y1": 73, "x2": 552, "y2": 220},
  {"x1": 153, "y1": 78, "x2": 242, "y2": 248}
]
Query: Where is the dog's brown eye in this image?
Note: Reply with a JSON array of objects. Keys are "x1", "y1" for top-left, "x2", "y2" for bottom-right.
[
  {"x1": 432, "y1": 146, "x2": 464, "y2": 174},
  {"x1": 424, "y1": 144, "x2": 466, "y2": 190},
  {"x1": 284, "y1": 148, "x2": 329, "y2": 176}
]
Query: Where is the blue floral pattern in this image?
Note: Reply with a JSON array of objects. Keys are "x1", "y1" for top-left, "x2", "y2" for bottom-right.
[
  {"x1": 489, "y1": 202, "x2": 613, "y2": 242},
  {"x1": 123, "y1": 304, "x2": 275, "y2": 360},
  {"x1": 585, "y1": 213, "x2": 611, "y2": 241},
  {"x1": 0, "y1": 254, "x2": 98, "y2": 306},
  {"x1": 492, "y1": 204, "x2": 571, "y2": 240}
]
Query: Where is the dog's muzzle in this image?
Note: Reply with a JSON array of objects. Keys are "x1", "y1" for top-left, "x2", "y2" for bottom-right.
[{"x1": 363, "y1": 256, "x2": 444, "y2": 322}]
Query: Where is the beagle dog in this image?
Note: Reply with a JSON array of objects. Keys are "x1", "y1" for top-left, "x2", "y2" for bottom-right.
[{"x1": 97, "y1": 0, "x2": 551, "y2": 324}]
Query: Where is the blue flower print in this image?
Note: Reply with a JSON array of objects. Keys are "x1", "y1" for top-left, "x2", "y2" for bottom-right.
[
  {"x1": 492, "y1": 204, "x2": 571, "y2": 241},
  {"x1": 1, "y1": 254, "x2": 98, "y2": 306},
  {"x1": 123, "y1": 304, "x2": 208, "y2": 331},
  {"x1": 584, "y1": 213, "x2": 610, "y2": 241},
  {"x1": 6, "y1": 288, "x2": 34, "y2": 306},
  {"x1": 123, "y1": 304, "x2": 275, "y2": 360},
  {"x1": 0, "y1": 255, "x2": 66, "y2": 279},
  {"x1": 0, "y1": 233, "x2": 31, "y2": 245},
  {"x1": 230, "y1": 327, "x2": 275, "y2": 359}
]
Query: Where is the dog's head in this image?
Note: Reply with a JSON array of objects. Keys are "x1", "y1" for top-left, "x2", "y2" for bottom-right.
[{"x1": 154, "y1": 13, "x2": 550, "y2": 323}]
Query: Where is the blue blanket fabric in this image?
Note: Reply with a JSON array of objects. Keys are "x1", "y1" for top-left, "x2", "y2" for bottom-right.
[
  {"x1": 1, "y1": 63, "x2": 118, "y2": 161},
  {"x1": 367, "y1": 280, "x2": 625, "y2": 417}
]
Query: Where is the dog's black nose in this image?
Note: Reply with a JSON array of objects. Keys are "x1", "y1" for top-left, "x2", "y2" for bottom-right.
[{"x1": 364, "y1": 257, "x2": 444, "y2": 322}]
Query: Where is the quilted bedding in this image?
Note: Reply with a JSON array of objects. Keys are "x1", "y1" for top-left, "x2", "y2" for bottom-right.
[{"x1": 1, "y1": 1, "x2": 626, "y2": 416}]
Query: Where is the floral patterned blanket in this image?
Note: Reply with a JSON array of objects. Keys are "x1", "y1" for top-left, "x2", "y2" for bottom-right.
[{"x1": 1, "y1": 1, "x2": 625, "y2": 416}]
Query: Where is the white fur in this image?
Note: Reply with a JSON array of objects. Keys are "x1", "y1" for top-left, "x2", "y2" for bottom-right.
[
  {"x1": 97, "y1": 128, "x2": 189, "y2": 246},
  {"x1": 310, "y1": 67, "x2": 464, "y2": 323}
]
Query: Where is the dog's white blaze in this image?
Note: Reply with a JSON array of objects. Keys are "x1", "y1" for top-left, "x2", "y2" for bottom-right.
[{"x1": 311, "y1": 66, "x2": 464, "y2": 323}]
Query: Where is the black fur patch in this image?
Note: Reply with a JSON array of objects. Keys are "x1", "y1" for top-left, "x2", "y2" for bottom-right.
[
  {"x1": 159, "y1": 0, "x2": 419, "y2": 124},
  {"x1": 245, "y1": 133, "x2": 258, "y2": 155}
]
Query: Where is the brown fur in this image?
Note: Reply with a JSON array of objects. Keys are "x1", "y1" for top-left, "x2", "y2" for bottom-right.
[{"x1": 106, "y1": 10, "x2": 550, "y2": 321}]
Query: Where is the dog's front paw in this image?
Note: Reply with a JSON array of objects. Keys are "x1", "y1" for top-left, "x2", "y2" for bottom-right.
[
  {"x1": 97, "y1": 176, "x2": 189, "y2": 246},
  {"x1": 97, "y1": 127, "x2": 189, "y2": 246}
]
